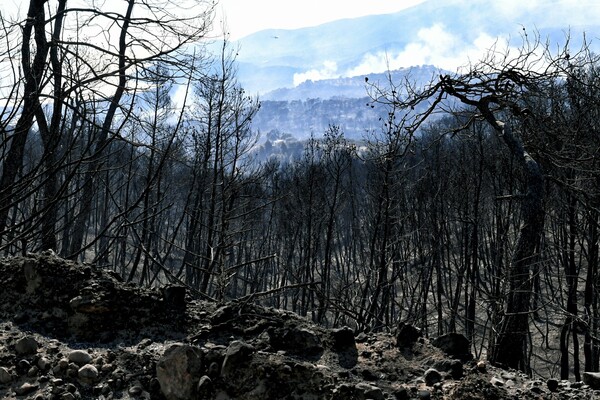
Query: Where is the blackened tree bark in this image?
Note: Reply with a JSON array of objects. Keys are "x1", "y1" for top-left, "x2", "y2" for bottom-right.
[
  {"x1": 486, "y1": 120, "x2": 544, "y2": 373},
  {"x1": 0, "y1": 0, "x2": 49, "y2": 247}
]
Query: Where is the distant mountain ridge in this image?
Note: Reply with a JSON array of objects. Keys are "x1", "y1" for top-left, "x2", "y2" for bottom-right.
[
  {"x1": 233, "y1": 0, "x2": 600, "y2": 95},
  {"x1": 262, "y1": 65, "x2": 441, "y2": 101},
  {"x1": 251, "y1": 66, "x2": 444, "y2": 141}
]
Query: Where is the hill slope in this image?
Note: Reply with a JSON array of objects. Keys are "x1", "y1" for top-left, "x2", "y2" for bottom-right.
[{"x1": 0, "y1": 252, "x2": 594, "y2": 399}]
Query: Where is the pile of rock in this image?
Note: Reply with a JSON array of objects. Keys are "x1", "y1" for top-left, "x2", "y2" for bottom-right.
[
  {"x1": 0, "y1": 251, "x2": 186, "y2": 342},
  {"x1": 1, "y1": 253, "x2": 600, "y2": 399}
]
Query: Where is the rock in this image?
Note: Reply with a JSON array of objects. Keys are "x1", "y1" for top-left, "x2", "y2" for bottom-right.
[
  {"x1": 547, "y1": 378, "x2": 559, "y2": 392},
  {"x1": 68, "y1": 349, "x2": 93, "y2": 366},
  {"x1": 0, "y1": 366, "x2": 12, "y2": 384},
  {"x1": 196, "y1": 375, "x2": 213, "y2": 398},
  {"x1": 156, "y1": 344, "x2": 203, "y2": 400},
  {"x1": 393, "y1": 386, "x2": 409, "y2": 400},
  {"x1": 332, "y1": 382, "x2": 384, "y2": 400},
  {"x1": 571, "y1": 381, "x2": 584, "y2": 389},
  {"x1": 207, "y1": 362, "x2": 220, "y2": 378},
  {"x1": 128, "y1": 383, "x2": 143, "y2": 396},
  {"x1": 17, "y1": 359, "x2": 31, "y2": 374},
  {"x1": 23, "y1": 260, "x2": 42, "y2": 293},
  {"x1": 476, "y1": 360, "x2": 487, "y2": 372},
  {"x1": 431, "y1": 333, "x2": 472, "y2": 361},
  {"x1": 163, "y1": 285, "x2": 186, "y2": 310},
  {"x1": 424, "y1": 368, "x2": 443, "y2": 386},
  {"x1": 37, "y1": 357, "x2": 50, "y2": 371},
  {"x1": 78, "y1": 364, "x2": 99, "y2": 382},
  {"x1": 584, "y1": 372, "x2": 600, "y2": 389},
  {"x1": 417, "y1": 389, "x2": 431, "y2": 400},
  {"x1": 269, "y1": 328, "x2": 322, "y2": 355},
  {"x1": 15, "y1": 382, "x2": 39, "y2": 396},
  {"x1": 361, "y1": 368, "x2": 379, "y2": 381},
  {"x1": 500, "y1": 372, "x2": 516, "y2": 380},
  {"x1": 529, "y1": 385, "x2": 544, "y2": 395},
  {"x1": 331, "y1": 326, "x2": 356, "y2": 351},
  {"x1": 396, "y1": 322, "x2": 422, "y2": 348},
  {"x1": 356, "y1": 382, "x2": 385, "y2": 400},
  {"x1": 449, "y1": 359, "x2": 463, "y2": 379},
  {"x1": 221, "y1": 340, "x2": 255, "y2": 377},
  {"x1": 15, "y1": 335, "x2": 38, "y2": 355},
  {"x1": 491, "y1": 376, "x2": 505, "y2": 386}
]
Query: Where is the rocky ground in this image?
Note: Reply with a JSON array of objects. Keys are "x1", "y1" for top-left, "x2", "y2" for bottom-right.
[{"x1": 1, "y1": 251, "x2": 600, "y2": 399}]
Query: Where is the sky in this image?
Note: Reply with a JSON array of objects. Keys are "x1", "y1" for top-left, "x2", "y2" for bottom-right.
[
  {"x1": 214, "y1": 0, "x2": 600, "y2": 39},
  {"x1": 215, "y1": 0, "x2": 426, "y2": 39}
]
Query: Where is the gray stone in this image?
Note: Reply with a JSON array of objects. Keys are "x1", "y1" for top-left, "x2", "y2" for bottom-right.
[
  {"x1": 269, "y1": 328, "x2": 322, "y2": 355},
  {"x1": 17, "y1": 359, "x2": 31, "y2": 374},
  {"x1": 501, "y1": 372, "x2": 517, "y2": 380},
  {"x1": 393, "y1": 386, "x2": 409, "y2": 400},
  {"x1": 196, "y1": 375, "x2": 213, "y2": 398},
  {"x1": 417, "y1": 389, "x2": 431, "y2": 400},
  {"x1": 23, "y1": 260, "x2": 42, "y2": 293},
  {"x1": 547, "y1": 378, "x2": 559, "y2": 392},
  {"x1": 584, "y1": 372, "x2": 600, "y2": 389},
  {"x1": 156, "y1": 344, "x2": 203, "y2": 400},
  {"x1": 331, "y1": 326, "x2": 356, "y2": 351},
  {"x1": 0, "y1": 366, "x2": 12, "y2": 384},
  {"x1": 37, "y1": 357, "x2": 50, "y2": 371},
  {"x1": 128, "y1": 384, "x2": 143, "y2": 396},
  {"x1": 15, "y1": 336, "x2": 38, "y2": 355},
  {"x1": 431, "y1": 333, "x2": 472, "y2": 361},
  {"x1": 15, "y1": 382, "x2": 39, "y2": 396},
  {"x1": 491, "y1": 376, "x2": 505, "y2": 386},
  {"x1": 163, "y1": 286, "x2": 186, "y2": 310},
  {"x1": 356, "y1": 382, "x2": 384, "y2": 400},
  {"x1": 424, "y1": 368, "x2": 443, "y2": 386},
  {"x1": 396, "y1": 322, "x2": 422, "y2": 348},
  {"x1": 221, "y1": 340, "x2": 255, "y2": 377},
  {"x1": 68, "y1": 350, "x2": 93, "y2": 366},
  {"x1": 571, "y1": 381, "x2": 584, "y2": 389},
  {"x1": 78, "y1": 364, "x2": 99, "y2": 382},
  {"x1": 449, "y1": 359, "x2": 463, "y2": 379}
]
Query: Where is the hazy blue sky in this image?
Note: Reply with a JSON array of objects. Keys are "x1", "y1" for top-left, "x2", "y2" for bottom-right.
[
  {"x1": 216, "y1": 0, "x2": 600, "y2": 39},
  {"x1": 216, "y1": 0, "x2": 425, "y2": 39}
]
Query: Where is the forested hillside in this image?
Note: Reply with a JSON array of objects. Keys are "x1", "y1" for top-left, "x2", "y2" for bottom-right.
[
  {"x1": 2, "y1": 0, "x2": 600, "y2": 384},
  {"x1": 252, "y1": 66, "x2": 443, "y2": 140}
]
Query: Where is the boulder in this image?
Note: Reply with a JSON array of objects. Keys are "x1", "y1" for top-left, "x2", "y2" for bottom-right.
[
  {"x1": 15, "y1": 336, "x2": 38, "y2": 355},
  {"x1": 424, "y1": 368, "x2": 443, "y2": 386},
  {"x1": 221, "y1": 341, "x2": 255, "y2": 377},
  {"x1": 15, "y1": 382, "x2": 38, "y2": 396},
  {"x1": 156, "y1": 344, "x2": 203, "y2": 400},
  {"x1": 269, "y1": 327, "x2": 322, "y2": 355},
  {"x1": 583, "y1": 372, "x2": 600, "y2": 389},
  {"x1": 163, "y1": 285, "x2": 187, "y2": 310},
  {"x1": 396, "y1": 322, "x2": 422, "y2": 348},
  {"x1": 431, "y1": 333, "x2": 472, "y2": 361},
  {"x1": 547, "y1": 378, "x2": 559, "y2": 392},
  {"x1": 68, "y1": 350, "x2": 93, "y2": 366},
  {"x1": 0, "y1": 366, "x2": 12, "y2": 384},
  {"x1": 78, "y1": 364, "x2": 99, "y2": 382},
  {"x1": 196, "y1": 375, "x2": 213, "y2": 398},
  {"x1": 331, "y1": 326, "x2": 356, "y2": 351}
]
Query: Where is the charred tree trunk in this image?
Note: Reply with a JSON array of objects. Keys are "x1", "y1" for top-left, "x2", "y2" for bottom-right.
[{"x1": 488, "y1": 121, "x2": 545, "y2": 374}]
